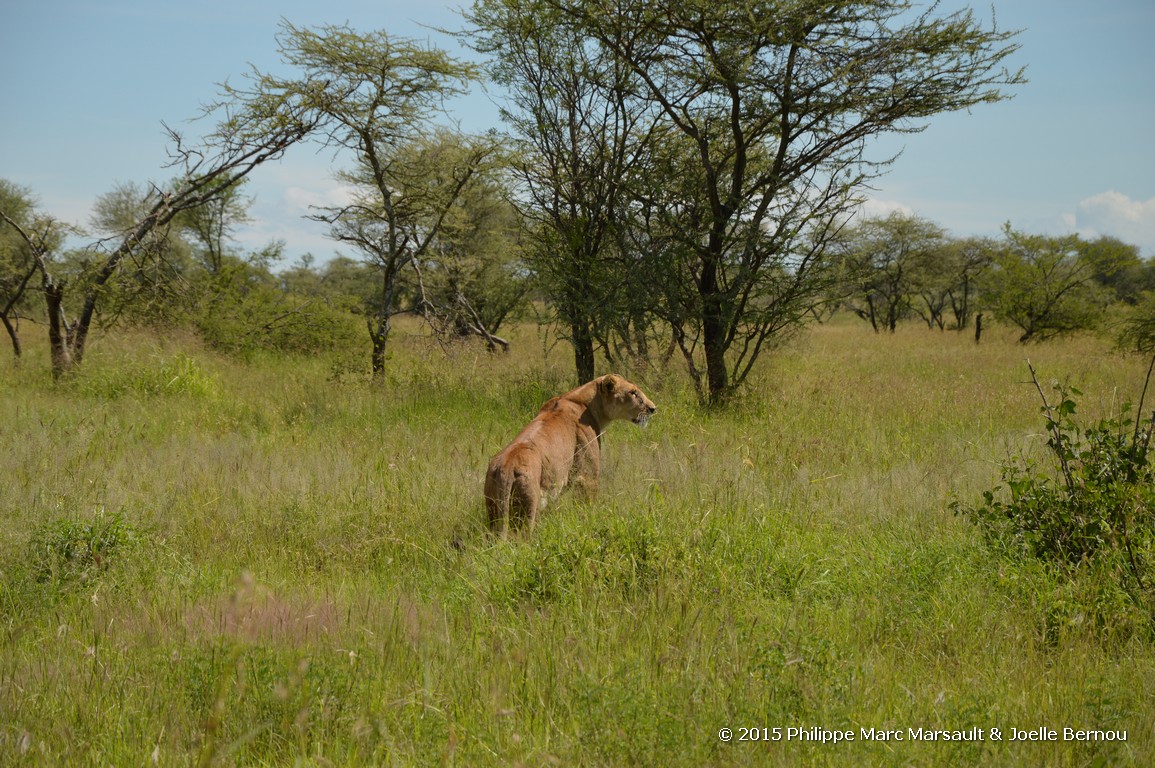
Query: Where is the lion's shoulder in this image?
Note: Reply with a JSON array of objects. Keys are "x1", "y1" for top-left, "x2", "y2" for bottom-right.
[{"x1": 536, "y1": 395, "x2": 586, "y2": 427}]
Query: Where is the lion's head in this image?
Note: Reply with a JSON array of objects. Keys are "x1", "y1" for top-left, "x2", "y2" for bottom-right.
[{"x1": 596, "y1": 374, "x2": 657, "y2": 427}]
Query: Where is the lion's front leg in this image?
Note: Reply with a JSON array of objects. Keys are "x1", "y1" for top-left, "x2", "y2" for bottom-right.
[{"x1": 570, "y1": 431, "x2": 601, "y2": 501}]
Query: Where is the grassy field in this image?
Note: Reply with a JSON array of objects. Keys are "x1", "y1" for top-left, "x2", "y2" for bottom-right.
[{"x1": 1, "y1": 318, "x2": 1152, "y2": 766}]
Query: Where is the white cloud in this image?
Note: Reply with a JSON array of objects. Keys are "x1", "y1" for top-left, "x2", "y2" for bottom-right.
[
  {"x1": 234, "y1": 169, "x2": 359, "y2": 263},
  {"x1": 233, "y1": 220, "x2": 335, "y2": 264},
  {"x1": 281, "y1": 182, "x2": 355, "y2": 213},
  {"x1": 1075, "y1": 191, "x2": 1155, "y2": 255}
]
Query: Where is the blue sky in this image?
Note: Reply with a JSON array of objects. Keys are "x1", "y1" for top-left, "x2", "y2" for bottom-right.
[{"x1": 2, "y1": 0, "x2": 1153, "y2": 263}]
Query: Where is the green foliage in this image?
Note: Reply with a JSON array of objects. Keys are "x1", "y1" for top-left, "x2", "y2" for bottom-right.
[
  {"x1": 279, "y1": 255, "x2": 380, "y2": 314},
  {"x1": 982, "y1": 226, "x2": 1112, "y2": 342},
  {"x1": 26, "y1": 510, "x2": 142, "y2": 586},
  {"x1": 172, "y1": 178, "x2": 253, "y2": 275},
  {"x1": 1082, "y1": 235, "x2": 1151, "y2": 305},
  {"x1": 75, "y1": 352, "x2": 218, "y2": 399},
  {"x1": 469, "y1": 0, "x2": 656, "y2": 379},
  {"x1": 191, "y1": 256, "x2": 362, "y2": 356},
  {"x1": 474, "y1": 0, "x2": 1025, "y2": 401},
  {"x1": 0, "y1": 181, "x2": 43, "y2": 316},
  {"x1": 250, "y1": 22, "x2": 484, "y2": 374},
  {"x1": 954, "y1": 374, "x2": 1155, "y2": 627},
  {"x1": 415, "y1": 145, "x2": 532, "y2": 346},
  {"x1": 832, "y1": 212, "x2": 949, "y2": 333},
  {"x1": 1118, "y1": 291, "x2": 1155, "y2": 354}
]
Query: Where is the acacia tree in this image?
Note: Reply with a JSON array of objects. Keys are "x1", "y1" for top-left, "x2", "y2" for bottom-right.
[
  {"x1": 330, "y1": 127, "x2": 502, "y2": 370},
  {"x1": 173, "y1": 180, "x2": 253, "y2": 276},
  {"x1": 0, "y1": 181, "x2": 67, "y2": 360},
  {"x1": 413, "y1": 159, "x2": 531, "y2": 351},
  {"x1": 1119, "y1": 292, "x2": 1155, "y2": 356},
  {"x1": 0, "y1": 90, "x2": 320, "y2": 377},
  {"x1": 835, "y1": 212, "x2": 947, "y2": 333},
  {"x1": 246, "y1": 22, "x2": 491, "y2": 375},
  {"x1": 944, "y1": 236, "x2": 995, "y2": 331},
  {"x1": 983, "y1": 226, "x2": 1114, "y2": 342},
  {"x1": 467, "y1": 0, "x2": 659, "y2": 383},
  {"x1": 81, "y1": 181, "x2": 204, "y2": 328},
  {"x1": 542, "y1": 0, "x2": 1023, "y2": 403},
  {"x1": 912, "y1": 249, "x2": 954, "y2": 330},
  {"x1": 1081, "y1": 235, "x2": 1151, "y2": 305}
]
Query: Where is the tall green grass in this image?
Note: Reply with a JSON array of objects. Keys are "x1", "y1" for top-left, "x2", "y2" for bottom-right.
[{"x1": 1, "y1": 320, "x2": 1152, "y2": 765}]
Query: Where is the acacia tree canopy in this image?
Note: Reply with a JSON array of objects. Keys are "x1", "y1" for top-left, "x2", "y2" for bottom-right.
[
  {"x1": 833, "y1": 212, "x2": 947, "y2": 333},
  {"x1": 241, "y1": 22, "x2": 491, "y2": 375},
  {"x1": 467, "y1": 0, "x2": 660, "y2": 383},
  {"x1": 984, "y1": 225, "x2": 1116, "y2": 343},
  {"x1": 526, "y1": 0, "x2": 1024, "y2": 402}
]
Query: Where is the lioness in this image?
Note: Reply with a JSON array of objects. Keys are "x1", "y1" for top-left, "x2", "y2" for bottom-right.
[{"x1": 485, "y1": 374, "x2": 657, "y2": 535}]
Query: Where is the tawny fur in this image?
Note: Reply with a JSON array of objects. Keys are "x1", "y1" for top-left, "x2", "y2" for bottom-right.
[{"x1": 484, "y1": 374, "x2": 657, "y2": 535}]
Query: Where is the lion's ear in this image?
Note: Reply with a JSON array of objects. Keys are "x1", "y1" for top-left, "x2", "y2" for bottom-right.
[{"x1": 597, "y1": 374, "x2": 619, "y2": 396}]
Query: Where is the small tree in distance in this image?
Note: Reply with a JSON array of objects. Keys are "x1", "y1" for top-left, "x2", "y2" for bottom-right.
[
  {"x1": 944, "y1": 236, "x2": 996, "y2": 332},
  {"x1": 411, "y1": 157, "x2": 531, "y2": 352},
  {"x1": 983, "y1": 225, "x2": 1115, "y2": 343},
  {"x1": 239, "y1": 22, "x2": 494, "y2": 376},
  {"x1": 834, "y1": 212, "x2": 947, "y2": 333},
  {"x1": 0, "y1": 181, "x2": 70, "y2": 360},
  {"x1": 0, "y1": 82, "x2": 321, "y2": 378}
]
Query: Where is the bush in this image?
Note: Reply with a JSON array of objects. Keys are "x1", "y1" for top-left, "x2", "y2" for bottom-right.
[
  {"x1": 192, "y1": 260, "x2": 362, "y2": 356},
  {"x1": 27, "y1": 510, "x2": 142, "y2": 586},
  {"x1": 1117, "y1": 290, "x2": 1155, "y2": 354},
  {"x1": 76, "y1": 353, "x2": 218, "y2": 399},
  {"x1": 953, "y1": 363, "x2": 1155, "y2": 627}
]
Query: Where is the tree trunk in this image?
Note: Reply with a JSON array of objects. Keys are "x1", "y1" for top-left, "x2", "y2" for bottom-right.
[
  {"x1": 627, "y1": 310, "x2": 649, "y2": 364},
  {"x1": 370, "y1": 337, "x2": 387, "y2": 376},
  {"x1": 571, "y1": 317, "x2": 595, "y2": 384},
  {"x1": 864, "y1": 296, "x2": 880, "y2": 333},
  {"x1": 2, "y1": 262, "x2": 37, "y2": 360},
  {"x1": 1, "y1": 315, "x2": 20, "y2": 359},
  {"x1": 369, "y1": 316, "x2": 390, "y2": 377},
  {"x1": 44, "y1": 282, "x2": 73, "y2": 379},
  {"x1": 953, "y1": 276, "x2": 972, "y2": 330},
  {"x1": 703, "y1": 315, "x2": 728, "y2": 405},
  {"x1": 700, "y1": 258, "x2": 729, "y2": 405}
]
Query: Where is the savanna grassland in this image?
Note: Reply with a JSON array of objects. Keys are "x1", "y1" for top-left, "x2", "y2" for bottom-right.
[{"x1": 1, "y1": 319, "x2": 1153, "y2": 766}]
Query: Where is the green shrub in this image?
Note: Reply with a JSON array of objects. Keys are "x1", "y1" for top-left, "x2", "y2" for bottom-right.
[
  {"x1": 953, "y1": 364, "x2": 1155, "y2": 627},
  {"x1": 492, "y1": 516, "x2": 679, "y2": 607},
  {"x1": 192, "y1": 262, "x2": 362, "y2": 356},
  {"x1": 27, "y1": 510, "x2": 142, "y2": 585},
  {"x1": 76, "y1": 353, "x2": 218, "y2": 399}
]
